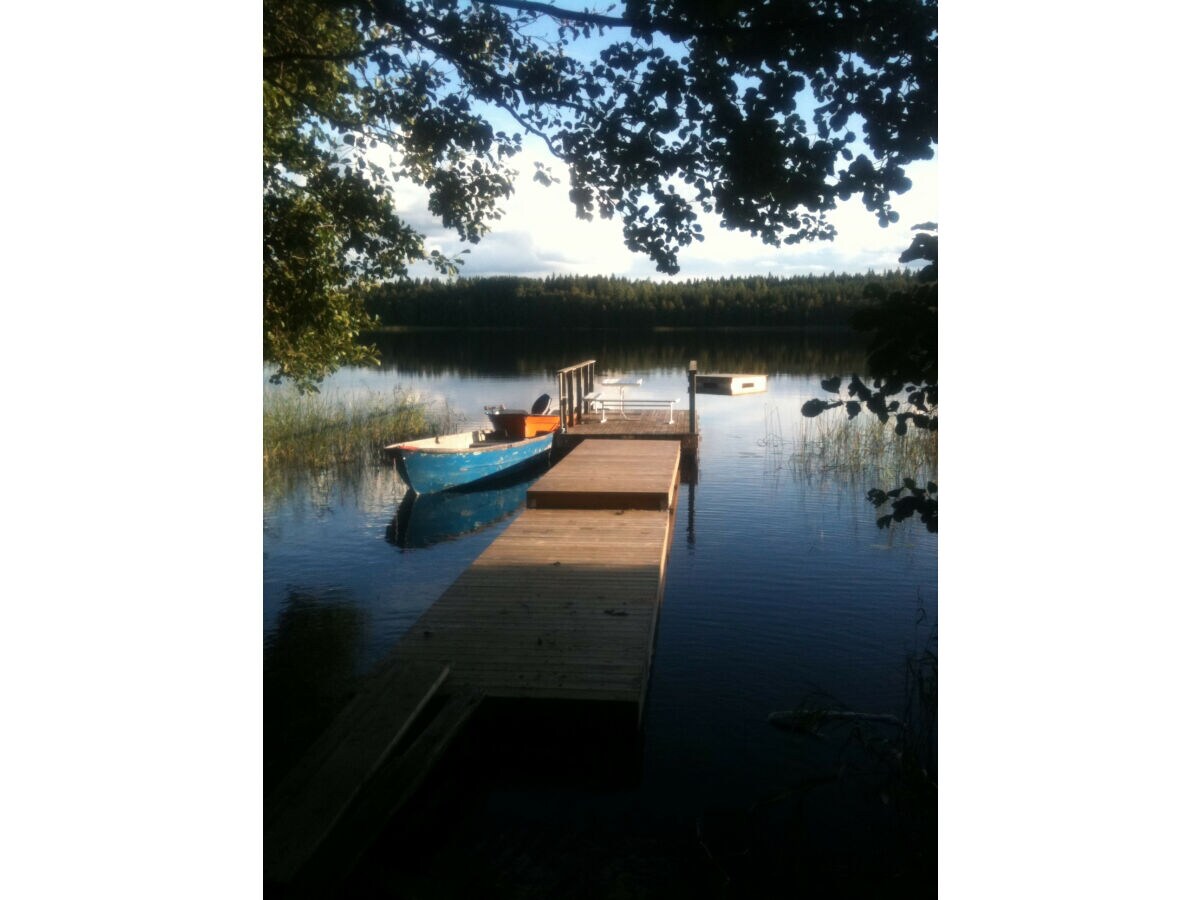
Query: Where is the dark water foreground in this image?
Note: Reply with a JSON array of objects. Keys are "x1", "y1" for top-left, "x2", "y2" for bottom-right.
[{"x1": 264, "y1": 332, "x2": 937, "y2": 896}]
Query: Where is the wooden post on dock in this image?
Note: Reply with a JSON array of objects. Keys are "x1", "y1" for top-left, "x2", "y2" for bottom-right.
[
  {"x1": 557, "y1": 360, "x2": 597, "y2": 427},
  {"x1": 557, "y1": 370, "x2": 565, "y2": 429},
  {"x1": 688, "y1": 360, "x2": 697, "y2": 434}
]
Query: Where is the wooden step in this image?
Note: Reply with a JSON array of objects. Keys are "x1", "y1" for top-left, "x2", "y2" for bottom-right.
[
  {"x1": 293, "y1": 690, "x2": 485, "y2": 887},
  {"x1": 527, "y1": 439, "x2": 680, "y2": 510},
  {"x1": 264, "y1": 661, "x2": 450, "y2": 884}
]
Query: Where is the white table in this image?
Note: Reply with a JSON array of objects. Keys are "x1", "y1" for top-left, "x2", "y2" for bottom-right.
[{"x1": 599, "y1": 377, "x2": 643, "y2": 418}]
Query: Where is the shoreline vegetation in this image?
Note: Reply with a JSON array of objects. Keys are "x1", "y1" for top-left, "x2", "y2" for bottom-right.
[
  {"x1": 263, "y1": 389, "x2": 447, "y2": 483},
  {"x1": 365, "y1": 271, "x2": 918, "y2": 330}
]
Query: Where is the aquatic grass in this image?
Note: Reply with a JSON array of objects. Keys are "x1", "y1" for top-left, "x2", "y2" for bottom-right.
[
  {"x1": 765, "y1": 402, "x2": 937, "y2": 484},
  {"x1": 263, "y1": 387, "x2": 459, "y2": 474}
]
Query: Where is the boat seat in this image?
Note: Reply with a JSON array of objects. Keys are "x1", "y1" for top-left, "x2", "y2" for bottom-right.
[{"x1": 531, "y1": 393, "x2": 553, "y2": 415}]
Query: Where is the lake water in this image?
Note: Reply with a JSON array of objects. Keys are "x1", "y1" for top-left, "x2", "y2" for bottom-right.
[{"x1": 263, "y1": 330, "x2": 937, "y2": 894}]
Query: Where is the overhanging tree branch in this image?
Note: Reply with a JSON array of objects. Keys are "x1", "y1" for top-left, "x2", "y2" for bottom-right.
[
  {"x1": 474, "y1": 0, "x2": 905, "y2": 43},
  {"x1": 398, "y1": 19, "x2": 617, "y2": 151},
  {"x1": 475, "y1": 0, "x2": 631, "y2": 29}
]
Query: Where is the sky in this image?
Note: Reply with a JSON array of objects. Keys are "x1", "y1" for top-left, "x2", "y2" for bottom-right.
[{"x1": 397, "y1": 145, "x2": 938, "y2": 281}]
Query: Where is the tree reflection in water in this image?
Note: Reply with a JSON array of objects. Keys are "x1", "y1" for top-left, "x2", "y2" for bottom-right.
[{"x1": 264, "y1": 590, "x2": 365, "y2": 795}]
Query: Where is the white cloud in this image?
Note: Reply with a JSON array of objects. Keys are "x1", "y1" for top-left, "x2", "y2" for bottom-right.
[{"x1": 394, "y1": 145, "x2": 937, "y2": 280}]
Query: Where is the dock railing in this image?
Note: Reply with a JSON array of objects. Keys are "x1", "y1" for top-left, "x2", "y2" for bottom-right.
[
  {"x1": 557, "y1": 359, "x2": 597, "y2": 427},
  {"x1": 558, "y1": 359, "x2": 699, "y2": 433},
  {"x1": 592, "y1": 396, "x2": 679, "y2": 424}
]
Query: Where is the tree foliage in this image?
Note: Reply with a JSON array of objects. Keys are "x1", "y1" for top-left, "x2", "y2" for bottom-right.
[{"x1": 264, "y1": 0, "x2": 938, "y2": 388}]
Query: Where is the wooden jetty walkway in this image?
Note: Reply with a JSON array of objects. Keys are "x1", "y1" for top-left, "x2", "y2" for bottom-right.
[{"x1": 265, "y1": 437, "x2": 682, "y2": 888}]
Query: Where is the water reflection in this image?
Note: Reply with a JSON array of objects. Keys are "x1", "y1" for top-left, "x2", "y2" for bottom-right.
[
  {"x1": 264, "y1": 459, "x2": 408, "y2": 519},
  {"x1": 385, "y1": 464, "x2": 546, "y2": 549},
  {"x1": 263, "y1": 590, "x2": 366, "y2": 794},
  {"x1": 366, "y1": 327, "x2": 868, "y2": 377}
]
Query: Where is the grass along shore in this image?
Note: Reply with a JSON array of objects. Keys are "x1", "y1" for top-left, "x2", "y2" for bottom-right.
[{"x1": 263, "y1": 388, "x2": 460, "y2": 474}]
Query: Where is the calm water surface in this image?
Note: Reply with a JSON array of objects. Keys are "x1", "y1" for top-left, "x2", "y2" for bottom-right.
[{"x1": 263, "y1": 332, "x2": 937, "y2": 890}]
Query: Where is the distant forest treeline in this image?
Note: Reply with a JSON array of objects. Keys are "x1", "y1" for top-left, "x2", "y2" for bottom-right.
[
  {"x1": 365, "y1": 272, "x2": 917, "y2": 329},
  {"x1": 362, "y1": 326, "x2": 871, "y2": 378}
]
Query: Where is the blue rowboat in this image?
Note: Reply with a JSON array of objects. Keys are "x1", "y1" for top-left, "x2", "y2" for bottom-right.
[{"x1": 384, "y1": 428, "x2": 556, "y2": 494}]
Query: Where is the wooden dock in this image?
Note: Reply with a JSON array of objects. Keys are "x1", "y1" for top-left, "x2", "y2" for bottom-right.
[
  {"x1": 392, "y1": 507, "x2": 675, "y2": 704},
  {"x1": 554, "y1": 410, "x2": 699, "y2": 456},
  {"x1": 553, "y1": 359, "x2": 700, "y2": 454},
  {"x1": 265, "y1": 438, "x2": 682, "y2": 887},
  {"x1": 530, "y1": 439, "x2": 679, "y2": 510},
  {"x1": 392, "y1": 437, "x2": 678, "y2": 709}
]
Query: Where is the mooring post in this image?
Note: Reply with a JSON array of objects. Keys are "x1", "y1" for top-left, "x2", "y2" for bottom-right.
[{"x1": 688, "y1": 360, "x2": 697, "y2": 434}]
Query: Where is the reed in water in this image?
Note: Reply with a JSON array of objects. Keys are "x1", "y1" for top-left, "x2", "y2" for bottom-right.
[
  {"x1": 263, "y1": 387, "x2": 450, "y2": 473},
  {"x1": 764, "y1": 403, "x2": 938, "y2": 484}
]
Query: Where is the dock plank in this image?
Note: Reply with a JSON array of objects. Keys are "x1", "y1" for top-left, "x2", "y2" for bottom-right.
[{"x1": 392, "y1": 504, "x2": 675, "y2": 706}]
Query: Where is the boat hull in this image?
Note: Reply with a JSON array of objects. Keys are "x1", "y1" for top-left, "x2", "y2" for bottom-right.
[{"x1": 385, "y1": 429, "x2": 556, "y2": 494}]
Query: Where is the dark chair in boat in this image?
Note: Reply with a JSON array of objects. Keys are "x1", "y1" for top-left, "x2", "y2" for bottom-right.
[{"x1": 531, "y1": 393, "x2": 553, "y2": 415}]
